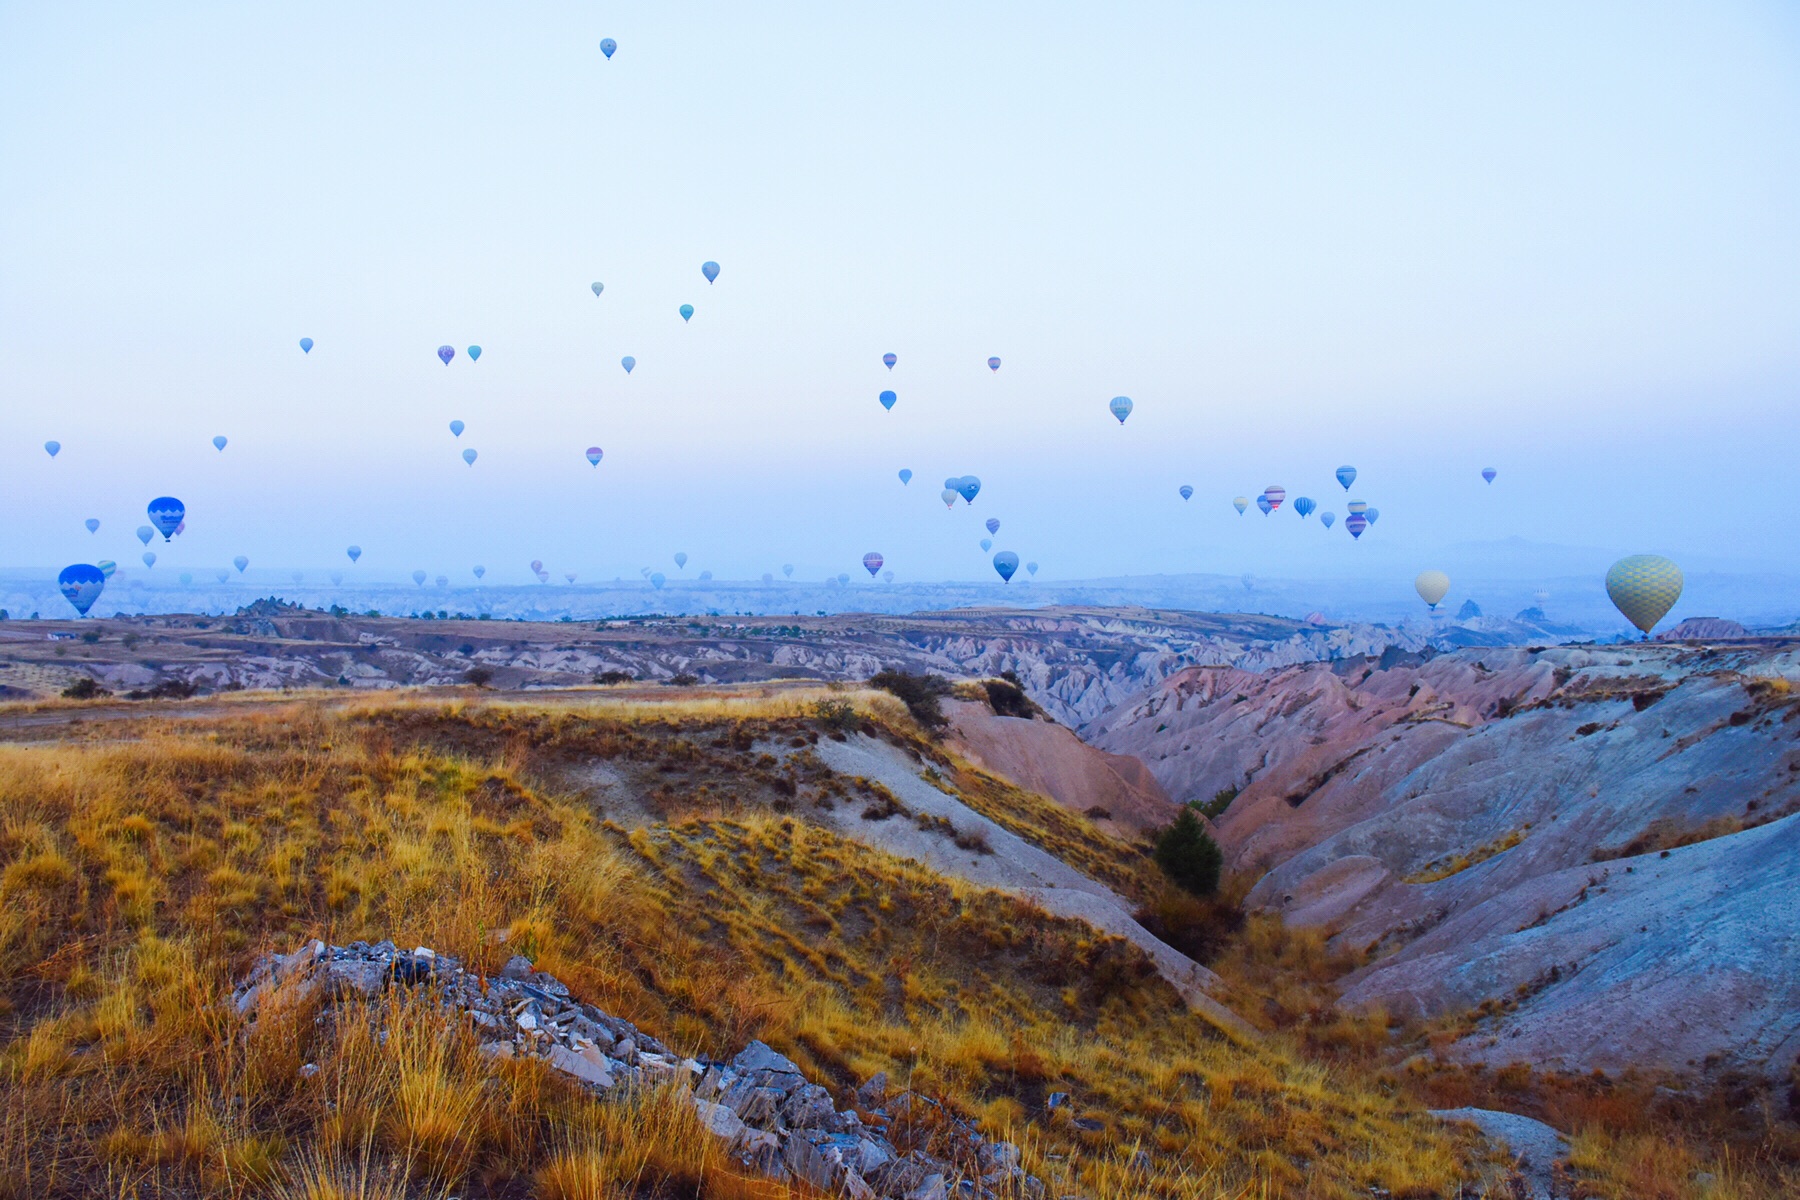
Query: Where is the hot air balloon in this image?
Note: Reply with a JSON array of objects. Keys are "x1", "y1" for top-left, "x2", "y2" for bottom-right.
[
  {"x1": 1320, "y1": 512, "x2": 1336, "y2": 529},
  {"x1": 1415, "y1": 571, "x2": 1450, "y2": 610},
  {"x1": 450, "y1": 420, "x2": 465, "y2": 437},
  {"x1": 1256, "y1": 496, "x2": 1272, "y2": 516},
  {"x1": 1293, "y1": 496, "x2": 1316, "y2": 518},
  {"x1": 329, "y1": 570, "x2": 343, "y2": 585},
  {"x1": 1345, "y1": 514, "x2": 1367, "y2": 539},
  {"x1": 1263, "y1": 486, "x2": 1286, "y2": 513},
  {"x1": 565, "y1": 572, "x2": 577, "y2": 584},
  {"x1": 621, "y1": 356, "x2": 635, "y2": 374},
  {"x1": 437, "y1": 345, "x2": 455, "y2": 365},
  {"x1": 474, "y1": 566, "x2": 486, "y2": 579},
  {"x1": 979, "y1": 538, "x2": 993, "y2": 552},
  {"x1": 299, "y1": 337, "x2": 314, "y2": 353},
  {"x1": 537, "y1": 570, "x2": 549, "y2": 583},
  {"x1": 586, "y1": 447, "x2": 603, "y2": 466},
  {"x1": 1108, "y1": 396, "x2": 1133, "y2": 424},
  {"x1": 992, "y1": 551, "x2": 1019, "y2": 583},
  {"x1": 987, "y1": 357, "x2": 1001, "y2": 372},
  {"x1": 762, "y1": 572, "x2": 774, "y2": 584},
  {"x1": 782, "y1": 564, "x2": 794, "y2": 578},
  {"x1": 600, "y1": 37, "x2": 616, "y2": 58},
  {"x1": 1347, "y1": 500, "x2": 1368, "y2": 517},
  {"x1": 44, "y1": 441, "x2": 60, "y2": 457},
  {"x1": 291, "y1": 571, "x2": 304, "y2": 586},
  {"x1": 674, "y1": 552, "x2": 688, "y2": 569},
  {"x1": 862, "y1": 552, "x2": 883, "y2": 577},
  {"x1": 879, "y1": 390, "x2": 897, "y2": 411},
  {"x1": 679, "y1": 304, "x2": 693, "y2": 322},
  {"x1": 532, "y1": 560, "x2": 544, "y2": 574},
  {"x1": 651, "y1": 572, "x2": 665, "y2": 589},
  {"x1": 84, "y1": 519, "x2": 99, "y2": 534},
  {"x1": 58, "y1": 565, "x2": 105, "y2": 616},
  {"x1": 412, "y1": 570, "x2": 427, "y2": 586},
  {"x1": 234, "y1": 556, "x2": 249, "y2": 573},
  {"x1": 883, "y1": 353, "x2": 896, "y2": 370},
  {"x1": 467, "y1": 345, "x2": 481, "y2": 361},
  {"x1": 957, "y1": 476, "x2": 981, "y2": 504},
  {"x1": 882, "y1": 569, "x2": 894, "y2": 583},
  {"x1": 98, "y1": 560, "x2": 117, "y2": 578},
  {"x1": 136, "y1": 526, "x2": 154, "y2": 546},
  {"x1": 898, "y1": 468, "x2": 912, "y2": 485},
  {"x1": 985, "y1": 518, "x2": 1000, "y2": 535},
  {"x1": 836, "y1": 573, "x2": 850, "y2": 587},
  {"x1": 212, "y1": 436, "x2": 228, "y2": 452},
  {"x1": 216, "y1": 570, "x2": 230, "y2": 583},
  {"x1": 1606, "y1": 555, "x2": 1683, "y2": 636},
  {"x1": 1336, "y1": 466, "x2": 1356, "y2": 490},
  {"x1": 462, "y1": 449, "x2": 477, "y2": 465},
  {"x1": 141, "y1": 552, "x2": 157, "y2": 568},
  {"x1": 941, "y1": 488, "x2": 959, "y2": 509},
  {"x1": 591, "y1": 282, "x2": 604, "y2": 296},
  {"x1": 1179, "y1": 485, "x2": 1193, "y2": 501},
  {"x1": 702, "y1": 261, "x2": 720, "y2": 284},
  {"x1": 1481, "y1": 468, "x2": 1497, "y2": 484},
  {"x1": 1365, "y1": 508, "x2": 1380, "y2": 525},
  {"x1": 347, "y1": 546, "x2": 361, "y2": 563},
  {"x1": 1026, "y1": 562, "x2": 1038, "y2": 576},
  {"x1": 1232, "y1": 496, "x2": 1248, "y2": 515}
]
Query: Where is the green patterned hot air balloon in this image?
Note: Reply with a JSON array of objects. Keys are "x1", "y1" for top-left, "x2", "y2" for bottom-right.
[{"x1": 1606, "y1": 555, "x2": 1683, "y2": 636}]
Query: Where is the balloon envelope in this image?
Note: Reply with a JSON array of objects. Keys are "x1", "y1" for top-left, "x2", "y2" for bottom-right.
[
  {"x1": 1255, "y1": 496, "x2": 1272, "y2": 515},
  {"x1": 1232, "y1": 496, "x2": 1248, "y2": 514},
  {"x1": 621, "y1": 356, "x2": 635, "y2": 373},
  {"x1": 674, "y1": 552, "x2": 687, "y2": 569},
  {"x1": 862, "y1": 552, "x2": 883, "y2": 577},
  {"x1": 879, "y1": 390, "x2": 896, "y2": 410},
  {"x1": 299, "y1": 337, "x2": 313, "y2": 353},
  {"x1": 136, "y1": 526, "x2": 154, "y2": 546},
  {"x1": 591, "y1": 282, "x2": 604, "y2": 296},
  {"x1": 467, "y1": 345, "x2": 481, "y2": 361},
  {"x1": 141, "y1": 552, "x2": 156, "y2": 568},
  {"x1": 883, "y1": 353, "x2": 896, "y2": 369},
  {"x1": 987, "y1": 357, "x2": 1001, "y2": 372},
  {"x1": 985, "y1": 518, "x2": 1000, "y2": 534},
  {"x1": 1108, "y1": 395, "x2": 1133, "y2": 423},
  {"x1": 600, "y1": 37, "x2": 616, "y2": 57},
  {"x1": 44, "y1": 441, "x2": 60, "y2": 457},
  {"x1": 679, "y1": 304, "x2": 693, "y2": 322},
  {"x1": 84, "y1": 519, "x2": 99, "y2": 533},
  {"x1": 1347, "y1": 500, "x2": 1368, "y2": 516},
  {"x1": 1365, "y1": 508, "x2": 1380, "y2": 524},
  {"x1": 979, "y1": 538, "x2": 993, "y2": 552},
  {"x1": 992, "y1": 551, "x2": 1019, "y2": 582},
  {"x1": 882, "y1": 569, "x2": 894, "y2": 583},
  {"x1": 1345, "y1": 514, "x2": 1367, "y2": 539},
  {"x1": 212, "y1": 435, "x2": 228, "y2": 451},
  {"x1": 462, "y1": 449, "x2": 477, "y2": 465},
  {"x1": 1321, "y1": 511, "x2": 1336, "y2": 529},
  {"x1": 1336, "y1": 466, "x2": 1356, "y2": 490},
  {"x1": 897, "y1": 468, "x2": 912, "y2": 485},
  {"x1": 474, "y1": 566, "x2": 486, "y2": 579},
  {"x1": 1179, "y1": 485, "x2": 1193, "y2": 501},
  {"x1": 449, "y1": 420, "x2": 465, "y2": 437},
  {"x1": 956, "y1": 476, "x2": 981, "y2": 504},
  {"x1": 234, "y1": 556, "x2": 249, "y2": 572},
  {"x1": 1025, "y1": 562, "x2": 1038, "y2": 576},
  {"x1": 1482, "y1": 467, "x2": 1497, "y2": 483},
  {"x1": 437, "y1": 345, "x2": 455, "y2": 365},
  {"x1": 701, "y1": 261, "x2": 720, "y2": 283},
  {"x1": 1415, "y1": 570, "x2": 1451, "y2": 609},
  {"x1": 1293, "y1": 496, "x2": 1316, "y2": 518},
  {"x1": 941, "y1": 488, "x2": 959, "y2": 509},
  {"x1": 347, "y1": 546, "x2": 361, "y2": 562},
  {"x1": 1606, "y1": 555, "x2": 1684, "y2": 634},
  {"x1": 650, "y1": 572, "x2": 665, "y2": 589},
  {"x1": 98, "y1": 560, "x2": 117, "y2": 578},
  {"x1": 531, "y1": 560, "x2": 543, "y2": 573},
  {"x1": 58, "y1": 564, "x2": 106, "y2": 616},
  {"x1": 586, "y1": 446, "x2": 603, "y2": 466},
  {"x1": 412, "y1": 570, "x2": 427, "y2": 585},
  {"x1": 782, "y1": 565, "x2": 793, "y2": 577},
  {"x1": 1263, "y1": 486, "x2": 1286, "y2": 512}
]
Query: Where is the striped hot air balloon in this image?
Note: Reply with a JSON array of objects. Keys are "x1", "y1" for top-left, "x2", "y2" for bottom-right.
[
  {"x1": 1262, "y1": 486, "x2": 1286, "y2": 513},
  {"x1": 862, "y1": 552, "x2": 884, "y2": 577}
]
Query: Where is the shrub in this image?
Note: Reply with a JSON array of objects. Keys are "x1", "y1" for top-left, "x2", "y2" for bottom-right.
[
  {"x1": 463, "y1": 666, "x2": 494, "y2": 688},
  {"x1": 61, "y1": 676, "x2": 110, "y2": 700},
  {"x1": 594, "y1": 670, "x2": 635, "y2": 685},
  {"x1": 665, "y1": 673, "x2": 700, "y2": 687},
  {"x1": 869, "y1": 669, "x2": 951, "y2": 729},
  {"x1": 813, "y1": 698, "x2": 862, "y2": 736},
  {"x1": 982, "y1": 676, "x2": 1036, "y2": 719},
  {"x1": 1195, "y1": 786, "x2": 1239, "y2": 820},
  {"x1": 1154, "y1": 808, "x2": 1223, "y2": 896}
]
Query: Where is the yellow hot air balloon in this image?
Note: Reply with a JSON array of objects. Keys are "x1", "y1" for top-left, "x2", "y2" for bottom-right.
[
  {"x1": 1414, "y1": 570, "x2": 1450, "y2": 610},
  {"x1": 1606, "y1": 555, "x2": 1683, "y2": 635}
]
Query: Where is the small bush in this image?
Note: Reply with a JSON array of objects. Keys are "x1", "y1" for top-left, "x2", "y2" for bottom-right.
[
  {"x1": 982, "y1": 676, "x2": 1037, "y2": 719},
  {"x1": 464, "y1": 666, "x2": 494, "y2": 688},
  {"x1": 869, "y1": 669, "x2": 951, "y2": 729},
  {"x1": 665, "y1": 673, "x2": 700, "y2": 687},
  {"x1": 61, "y1": 676, "x2": 110, "y2": 700},
  {"x1": 1195, "y1": 786, "x2": 1239, "y2": 819},
  {"x1": 1154, "y1": 808, "x2": 1223, "y2": 896},
  {"x1": 594, "y1": 670, "x2": 635, "y2": 685},
  {"x1": 813, "y1": 698, "x2": 862, "y2": 736}
]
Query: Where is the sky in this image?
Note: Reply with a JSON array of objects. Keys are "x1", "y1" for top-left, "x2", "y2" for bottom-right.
[{"x1": 3, "y1": 2, "x2": 1799, "y2": 591}]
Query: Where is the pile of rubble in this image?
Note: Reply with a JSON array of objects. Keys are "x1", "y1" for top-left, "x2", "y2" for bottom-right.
[{"x1": 234, "y1": 940, "x2": 1051, "y2": 1200}]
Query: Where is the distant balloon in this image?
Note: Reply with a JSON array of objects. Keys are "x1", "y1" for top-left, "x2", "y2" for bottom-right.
[
  {"x1": 1320, "y1": 512, "x2": 1336, "y2": 529},
  {"x1": 1108, "y1": 395, "x2": 1133, "y2": 424},
  {"x1": 58, "y1": 564, "x2": 106, "y2": 616},
  {"x1": 1336, "y1": 466, "x2": 1357, "y2": 491},
  {"x1": 1178, "y1": 485, "x2": 1193, "y2": 501},
  {"x1": 212, "y1": 435, "x2": 228, "y2": 452},
  {"x1": 956, "y1": 476, "x2": 981, "y2": 504},
  {"x1": 179, "y1": 571, "x2": 193, "y2": 585},
  {"x1": 701, "y1": 261, "x2": 720, "y2": 284},
  {"x1": 883, "y1": 353, "x2": 897, "y2": 370},
  {"x1": 1025, "y1": 562, "x2": 1038, "y2": 576},
  {"x1": 1262, "y1": 486, "x2": 1286, "y2": 513},
  {"x1": 537, "y1": 570, "x2": 550, "y2": 584},
  {"x1": 1232, "y1": 496, "x2": 1249, "y2": 515},
  {"x1": 992, "y1": 551, "x2": 1019, "y2": 583},
  {"x1": 141, "y1": 552, "x2": 156, "y2": 568},
  {"x1": 941, "y1": 488, "x2": 959, "y2": 509},
  {"x1": 1345, "y1": 514, "x2": 1368, "y2": 539},
  {"x1": 1365, "y1": 508, "x2": 1380, "y2": 525},
  {"x1": 600, "y1": 38, "x2": 616, "y2": 58},
  {"x1": 84, "y1": 519, "x2": 99, "y2": 534},
  {"x1": 1481, "y1": 467, "x2": 1497, "y2": 484},
  {"x1": 437, "y1": 345, "x2": 455, "y2": 366},
  {"x1": 698, "y1": 570, "x2": 712, "y2": 582},
  {"x1": 565, "y1": 572, "x2": 577, "y2": 584},
  {"x1": 879, "y1": 390, "x2": 897, "y2": 411},
  {"x1": 591, "y1": 282, "x2": 604, "y2": 296},
  {"x1": 216, "y1": 570, "x2": 230, "y2": 583},
  {"x1": 136, "y1": 526, "x2": 154, "y2": 546},
  {"x1": 898, "y1": 468, "x2": 912, "y2": 485},
  {"x1": 979, "y1": 538, "x2": 993, "y2": 552},
  {"x1": 1347, "y1": 500, "x2": 1368, "y2": 517},
  {"x1": 347, "y1": 546, "x2": 362, "y2": 563},
  {"x1": 98, "y1": 560, "x2": 117, "y2": 578},
  {"x1": 674, "y1": 552, "x2": 688, "y2": 569},
  {"x1": 1293, "y1": 496, "x2": 1316, "y2": 518},
  {"x1": 299, "y1": 337, "x2": 314, "y2": 354},
  {"x1": 474, "y1": 566, "x2": 486, "y2": 579},
  {"x1": 291, "y1": 572, "x2": 304, "y2": 585},
  {"x1": 651, "y1": 572, "x2": 665, "y2": 590},
  {"x1": 1256, "y1": 496, "x2": 1272, "y2": 516},
  {"x1": 234, "y1": 556, "x2": 249, "y2": 573},
  {"x1": 44, "y1": 441, "x2": 60, "y2": 457},
  {"x1": 449, "y1": 420, "x2": 465, "y2": 437},
  {"x1": 985, "y1": 518, "x2": 1000, "y2": 535},
  {"x1": 621, "y1": 356, "x2": 636, "y2": 374},
  {"x1": 762, "y1": 573, "x2": 774, "y2": 584},
  {"x1": 837, "y1": 573, "x2": 850, "y2": 587},
  {"x1": 412, "y1": 570, "x2": 427, "y2": 586},
  {"x1": 862, "y1": 552, "x2": 884, "y2": 577},
  {"x1": 782, "y1": 564, "x2": 793, "y2": 578},
  {"x1": 1606, "y1": 555, "x2": 1684, "y2": 635},
  {"x1": 462, "y1": 449, "x2": 477, "y2": 465},
  {"x1": 467, "y1": 345, "x2": 481, "y2": 361},
  {"x1": 882, "y1": 569, "x2": 894, "y2": 584},
  {"x1": 987, "y1": 357, "x2": 1001, "y2": 372},
  {"x1": 532, "y1": 560, "x2": 544, "y2": 574},
  {"x1": 679, "y1": 304, "x2": 693, "y2": 322},
  {"x1": 1415, "y1": 570, "x2": 1451, "y2": 610},
  {"x1": 586, "y1": 446, "x2": 604, "y2": 466},
  {"x1": 944, "y1": 477, "x2": 958, "y2": 490}
]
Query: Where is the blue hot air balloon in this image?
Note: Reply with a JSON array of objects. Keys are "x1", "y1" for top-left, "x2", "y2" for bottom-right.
[
  {"x1": 148, "y1": 497, "x2": 184, "y2": 541},
  {"x1": 957, "y1": 476, "x2": 981, "y2": 504},
  {"x1": 437, "y1": 345, "x2": 455, "y2": 365},
  {"x1": 782, "y1": 564, "x2": 793, "y2": 578},
  {"x1": 1366, "y1": 508, "x2": 1380, "y2": 525},
  {"x1": 621, "y1": 356, "x2": 636, "y2": 374},
  {"x1": 212, "y1": 435, "x2": 228, "y2": 452},
  {"x1": 179, "y1": 572, "x2": 192, "y2": 586},
  {"x1": 985, "y1": 518, "x2": 1000, "y2": 535},
  {"x1": 898, "y1": 468, "x2": 912, "y2": 485},
  {"x1": 58, "y1": 564, "x2": 106, "y2": 616},
  {"x1": 412, "y1": 570, "x2": 427, "y2": 586},
  {"x1": 987, "y1": 357, "x2": 1001, "y2": 372},
  {"x1": 941, "y1": 488, "x2": 959, "y2": 509},
  {"x1": 1321, "y1": 512, "x2": 1336, "y2": 529},
  {"x1": 883, "y1": 353, "x2": 896, "y2": 370},
  {"x1": 1293, "y1": 496, "x2": 1316, "y2": 518},
  {"x1": 467, "y1": 345, "x2": 482, "y2": 362},
  {"x1": 1336, "y1": 466, "x2": 1356, "y2": 491},
  {"x1": 98, "y1": 560, "x2": 117, "y2": 578},
  {"x1": 1232, "y1": 496, "x2": 1248, "y2": 514},
  {"x1": 84, "y1": 519, "x2": 99, "y2": 534},
  {"x1": 219, "y1": 570, "x2": 232, "y2": 583},
  {"x1": 879, "y1": 390, "x2": 897, "y2": 411},
  {"x1": 591, "y1": 282, "x2": 604, "y2": 296},
  {"x1": 1179, "y1": 485, "x2": 1193, "y2": 501},
  {"x1": 1347, "y1": 500, "x2": 1368, "y2": 517},
  {"x1": 1256, "y1": 495, "x2": 1272, "y2": 515},
  {"x1": 992, "y1": 551, "x2": 1019, "y2": 583},
  {"x1": 979, "y1": 538, "x2": 993, "y2": 552},
  {"x1": 600, "y1": 38, "x2": 616, "y2": 58},
  {"x1": 702, "y1": 261, "x2": 720, "y2": 284},
  {"x1": 1346, "y1": 513, "x2": 1368, "y2": 539},
  {"x1": 474, "y1": 565, "x2": 486, "y2": 579},
  {"x1": 462, "y1": 449, "x2": 477, "y2": 466},
  {"x1": 674, "y1": 552, "x2": 688, "y2": 569},
  {"x1": 679, "y1": 304, "x2": 693, "y2": 322},
  {"x1": 651, "y1": 572, "x2": 665, "y2": 590},
  {"x1": 299, "y1": 337, "x2": 314, "y2": 354},
  {"x1": 1026, "y1": 562, "x2": 1038, "y2": 576},
  {"x1": 586, "y1": 446, "x2": 603, "y2": 466},
  {"x1": 1482, "y1": 467, "x2": 1497, "y2": 484},
  {"x1": 44, "y1": 441, "x2": 61, "y2": 457},
  {"x1": 234, "y1": 555, "x2": 249, "y2": 573},
  {"x1": 347, "y1": 545, "x2": 361, "y2": 563},
  {"x1": 450, "y1": 420, "x2": 465, "y2": 437},
  {"x1": 1109, "y1": 396, "x2": 1133, "y2": 424},
  {"x1": 142, "y1": 552, "x2": 157, "y2": 568},
  {"x1": 136, "y1": 526, "x2": 154, "y2": 546}
]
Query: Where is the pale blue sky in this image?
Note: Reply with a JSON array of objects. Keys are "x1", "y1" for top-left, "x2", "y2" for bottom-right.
[{"x1": 3, "y1": 2, "x2": 1797, "y2": 586}]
